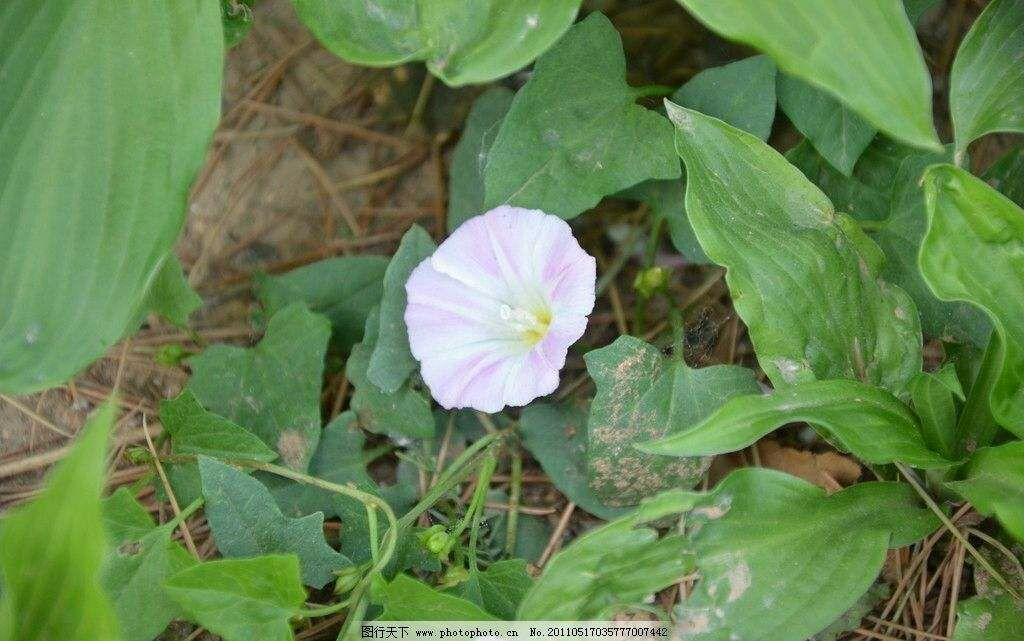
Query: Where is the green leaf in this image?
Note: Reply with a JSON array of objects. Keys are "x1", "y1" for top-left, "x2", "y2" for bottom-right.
[
  {"x1": 920, "y1": 164, "x2": 1024, "y2": 437},
  {"x1": 518, "y1": 515, "x2": 694, "y2": 619},
  {"x1": 585, "y1": 335, "x2": 761, "y2": 505},
  {"x1": 484, "y1": 13, "x2": 680, "y2": 220},
  {"x1": 641, "y1": 379, "x2": 953, "y2": 469},
  {"x1": 619, "y1": 179, "x2": 709, "y2": 263},
  {"x1": 667, "y1": 103, "x2": 923, "y2": 394},
  {"x1": 907, "y1": 366, "x2": 961, "y2": 459},
  {"x1": 222, "y1": 0, "x2": 255, "y2": 47},
  {"x1": 188, "y1": 303, "x2": 331, "y2": 470},
  {"x1": 255, "y1": 256, "x2": 388, "y2": 353},
  {"x1": 160, "y1": 390, "x2": 278, "y2": 462},
  {"x1": 291, "y1": 0, "x2": 581, "y2": 86},
  {"x1": 903, "y1": 0, "x2": 940, "y2": 24},
  {"x1": 0, "y1": 404, "x2": 119, "y2": 641},
  {"x1": 952, "y1": 594, "x2": 1024, "y2": 641},
  {"x1": 947, "y1": 441, "x2": 1024, "y2": 543},
  {"x1": 811, "y1": 584, "x2": 889, "y2": 641},
  {"x1": 675, "y1": 468, "x2": 938, "y2": 641},
  {"x1": 949, "y1": 0, "x2": 1024, "y2": 156},
  {"x1": 102, "y1": 487, "x2": 157, "y2": 545},
  {"x1": 984, "y1": 146, "x2": 1024, "y2": 209},
  {"x1": 144, "y1": 255, "x2": 203, "y2": 328},
  {"x1": 368, "y1": 225, "x2": 436, "y2": 393},
  {"x1": 165, "y1": 555, "x2": 306, "y2": 641},
  {"x1": 777, "y1": 74, "x2": 876, "y2": 176},
  {"x1": 448, "y1": 87, "x2": 514, "y2": 232},
  {"x1": 349, "y1": 308, "x2": 435, "y2": 438},
  {"x1": 452, "y1": 559, "x2": 533, "y2": 620},
  {"x1": 102, "y1": 523, "x2": 197, "y2": 641},
  {"x1": 198, "y1": 456, "x2": 349, "y2": 589},
  {"x1": 671, "y1": 55, "x2": 777, "y2": 142},
  {"x1": 675, "y1": 0, "x2": 938, "y2": 150},
  {"x1": 0, "y1": 0, "x2": 221, "y2": 394},
  {"x1": 378, "y1": 574, "x2": 498, "y2": 620},
  {"x1": 519, "y1": 402, "x2": 629, "y2": 520}
]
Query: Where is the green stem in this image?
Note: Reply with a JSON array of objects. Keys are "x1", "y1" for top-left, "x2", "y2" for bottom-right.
[
  {"x1": 457, "y1": 454, "x2": 497, "y2": 571},
  {"x1": 633, "y1": 84, "x2": 676, "y2": 99},
  {"x1": 505, "y1": 447, "x2": 523, "y2": 556},
  {"x1": 167, "y1": 497, "x2": 204, "y2": 530},
  {"x1": 295, "y1": 597, "x2": 352, "y2": 619}
]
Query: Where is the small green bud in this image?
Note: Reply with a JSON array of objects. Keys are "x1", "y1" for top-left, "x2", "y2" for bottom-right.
[
  {"x1": 438, "y1": 565, "x2": 470, "y2": 589},
  {"x1": 633, "y1": 266, "x2": 668, "y2": 298},
  {"x1": 417, "y1": 525, "x2": 450, "y2": 556},
  {"x1": 332, "y1": 564, "x2": 365, "y2": 595}
]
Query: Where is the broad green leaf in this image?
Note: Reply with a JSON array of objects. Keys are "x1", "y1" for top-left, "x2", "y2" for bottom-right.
[
  {"x1": 102, "y1": 487, "x2": 157, "y2": 545},
  {"x1": 198, "y1": 456, "x2": 349, "y2": 589},
  {"x1": 291, "y1": 0, "x2": 581, "y2": 86},
  {"x1": 949, "y1": 0, "x2": 1024, "y2": 156},
  {"x1": 619, "y1": 179, "x2": 709, "y2": 263},
  {"x1": 102, "y1": 523, "x2": 196, "y2": 641},
  {"x1": 642, "y1": 379, "x2": 952, "y2": 469},
  {"x1": 165, "y1": 555, "x2": 306, "y2": 641},
  {"x1": 349, "y1": 308, "x2": 434, "y2": 438},
  {"x1": 448, "y1": 87, "x2": 514, "y2": 232},
  {"x1": 667, "y1": 103, "x2": 922, "y2": 394},
  {"x1": 452, "y1": 559, "x2": 533, "y2": 620},
  {"x1": 920, "y1": 164, "x2": 1024, "y2": 437},
  {"x1": 145, "y1": 255, "x2": 203, "y2": 328},
  {"x1": 368, "y1": 225, "x2": 436, "y2": 393},
  {"x1": 519, "y1": 402, "x2": 629, "y2": 520},
  {"x1": 585, "y1": 335, "x2": 761, "y2": 505},
  {"x1": 0, "y1": 0, "x2": 222, "y2": 394},
  {"x1": 223, "y1": 0, "x2": 255, "y2": 47},
  {"x1": 908, "y1": 366, "x2": 961, "y2": 459},
  {"x1": 675, "y1": 0, "x2": 939, "y2": 150},
  {"x1": 984, "y1": 146, "x2": 1024, "y2": 209},
  {"x1": 0, "y1": 404, "x2": 118, "y2": 641},
  {"x1": 671, "y1": 56, "x2": 777, "y2": 142},
  {"x1": 811, "y1": 584, "x2": 889, "y2": 641},
  {"x1": 952, "y1": 594, "x2": 1024, "y2": 641},
  {"x1": 188, "y1": 303, "x2": 331, "y2": 470},
  {"x1": 903, "y1": 0, "x2": 940, "y2": 24},
  {"x1": 484, "y1": 13, "x2": 680, "y2": 220},
  {"x1": 255, "y1": 256, "x2": 388, "y2": 353},
  {"x1": 675, "y1": 468, "x2": 938, "y2": 641},
  {"x1": 947, "y1": 441, "x2": 1024, "y2": 543},
  {"x1": 777, "y1": 74, "x2": 876, "y2": 176},
  {"x1": 378, "y1": 574, "x2": 498, "y2": 620},
  {"x1": 160, "y1": 390, "x2": 277, "y2": 462},
  {"x1": 518, "y1": 514, "x2": 694, "y2": 619}
]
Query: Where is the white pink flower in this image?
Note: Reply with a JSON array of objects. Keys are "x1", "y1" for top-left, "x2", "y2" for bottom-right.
[{"x1": 404, "y1": 206, "x2": 596, "y2": 413}]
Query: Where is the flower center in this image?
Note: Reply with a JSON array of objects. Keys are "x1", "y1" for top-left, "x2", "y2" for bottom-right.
[{"x1": 499, "y1": 303, "x2": 552, "y2": 346}]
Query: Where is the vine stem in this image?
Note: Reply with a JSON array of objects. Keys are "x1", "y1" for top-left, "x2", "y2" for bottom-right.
[
  {"x1": 505, "y1": 446, "x2": 523, "y2": 556},
  {"x1": 895, "y1": 462, "x2": 1022, "y2": 601}
]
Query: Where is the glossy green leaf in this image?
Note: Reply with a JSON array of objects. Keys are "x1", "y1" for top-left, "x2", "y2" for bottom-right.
[
  {"x1": 675, "y1": 0, "x2": 939, "y2": 150},
  {"x1": 452, "y1": 559, "x2": 533, "y2": 620},
  {"x1": 198, "y1": 456, "x2": 349, "y2": 589},
  {"x1": 585, "y1": 335, "x2": 761, "y2": 505},
  {"x1": 291, "y1": 0, "x2": 581, "y2": 86},
  {"x1": 947, "y1": 441, "x2": 1024, "y2": 543},
  {"x1": 667, "y1": 103, "x2": 922, "y2": 394},
  {"x1": 165, "y1": 555, "x2": 306, "y2": 641},
  {"x1": 368, "y1": 225, "x2": 436, "y2": 393},
  {"x1": 671, "y1": 56, "x2": 777, "y2": 142},
  {"x1": 378, "y1": 574, "x2": 498, "y2": 620},
  {"x1": 0, "y1": 404, "x2": 118, "y2": 641},
  {"x1": 907, "y1": 365, "x2": 961, "y2": 459},
  {"x1": 349, "y1": 308, "x2": 434, "y2": 438},
  {"x1": 777, "y1": 74, "x2": 876, "y2": 176},
  {"x1": 448, "y1": 87, "x2": 514, "y2": 232},
  {"x1": 518, "y1": 513, "x2": 694, "y2": 619},
  {"x1": 145, "y1": 255, "x2": 203, "y2": 328},
  {"x1": 518, "y1": 402, "x2": 629, "y2": 520},
  {"x1": 675, "y1": 468, "x2": 938, "y2": 641},
  {"x1": 160, "y1": 390, "x2": 277, "y2": 462},
  {"x1": 949, "y1": 0, "x2": 1024, "y2": 156},
  {"x1": 484, "y1": 13, "x2": 680, "y2": 220},
  {"x1": 984, "y1": 146, "x2": 1024, "y2": 209},
  {"x1": 920, "y1": 164, "x2": 1024, "y2": 437},
  {"x1": 102, "y1": 487, "x2": 158, "y2": 545},
  {"x1": 188, "y1": 303, "x2": 331, "y2": 470},
  {"x1": 255, "y1": 256, "x2": 388, "y2": 353},
  {"x1": 0, "y1": 0, "x2": 222, "y2": 394},
  {"x1": 642, "y1": 379, "x2": 952, "y2": 469},
  {"x1": 952, "y1": 594, "x2": 1024, "y2": 641}
]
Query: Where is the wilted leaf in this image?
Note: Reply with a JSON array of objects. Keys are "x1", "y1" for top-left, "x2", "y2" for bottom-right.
[
  {"x1": 0, "y1": 404, "x2": 119, "y2": 641},
  {"x1": 920, "y1": 164, "x2": 1024, "y2": 437},
  {"x1": 160, "y1": 390, "x2": 277, "y2": 462},
  {"x1": 585, "y1": 335, "x2": 760, "y2": 505},
  {"x1": 452, "y1": 559, "x2": 533, "y2": 620},
  {"x1": 188, "y1": 303, "x2": 331, "y2": 470},
  {"x1": 947, "y1": 441, "x2": 1024, "y2": 543},
  {"x1": 671, "y1": 56, "x2": 777, "y2": 142},
  {"x1": 449, "y1": 87, "x2": 515, "y2": 232},
  {"x1": 378, "y1": 574, "x2": 498, "y2": 620},
  {"x1": 198, "y1": 456, "x2": 349, "y2": 588},
  {"x1": 484, "y1": 13, "x2": 680, "y2": 220},
  {"x1": 291, "y1": 0, "x2": 581, "y2": 86},
  {"x1": 675, "y1": 468, "x2": 938, "y2": 641},
  {"x1": 165, "y1": 555, "x2": 306, "y2": 641},
  {"x1": 949, "y1": 0, "x2": 1024, "y2": 156},
  {"x1": 675, "y1": 0, "x2": 939, "y2": 150},
  {"x1": 756, "y1": 440, "x2": 861, "y2": 491},
  {"x1": 0, "y1": 0, "x2": 222, "y2": 394}
]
